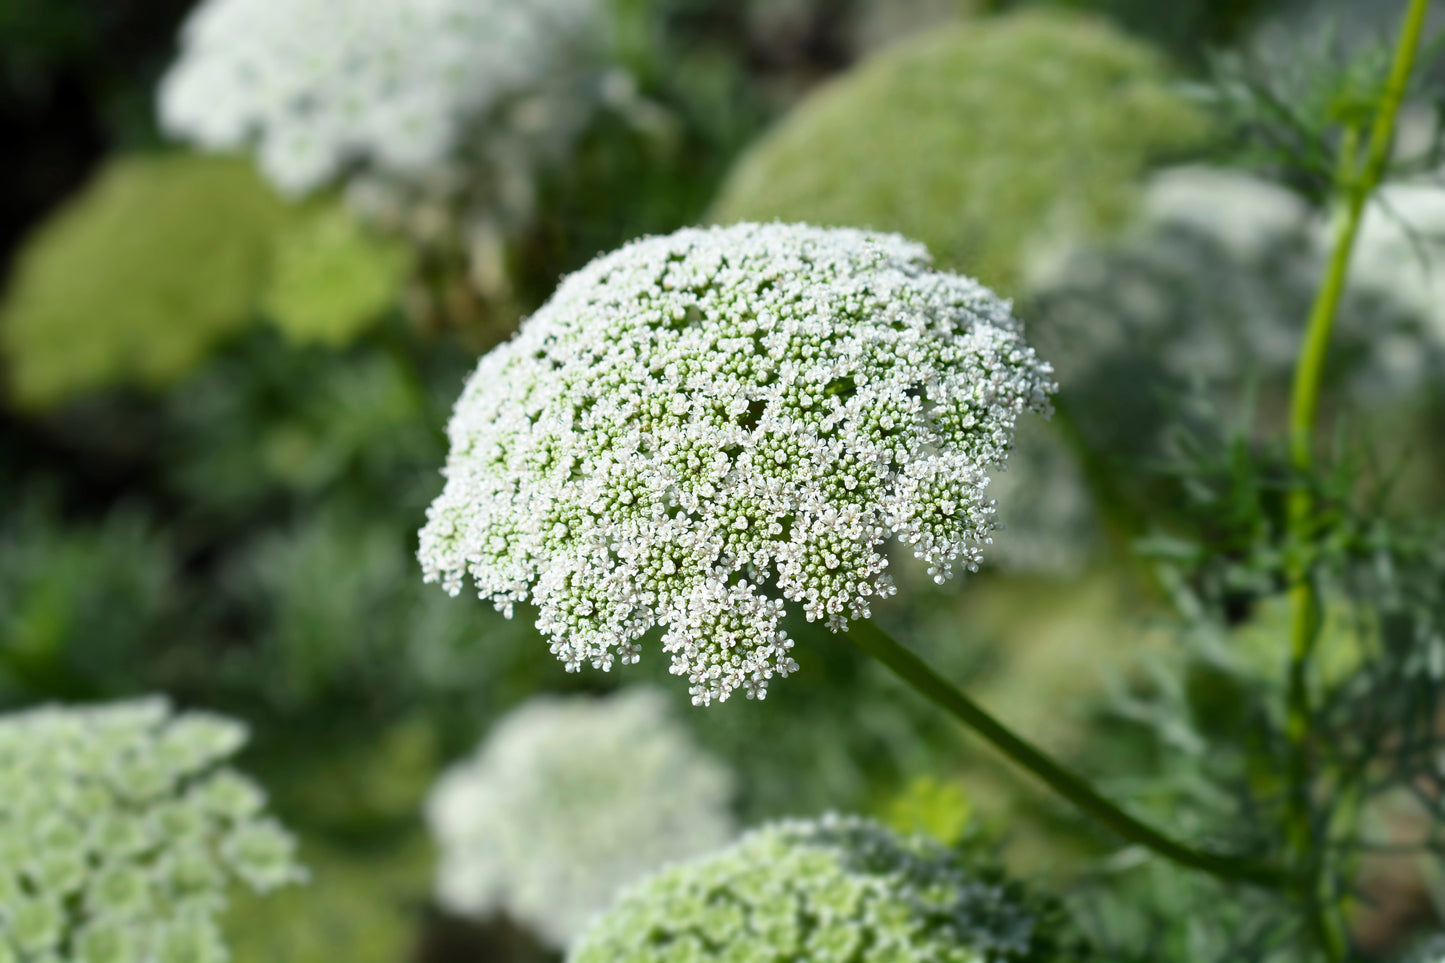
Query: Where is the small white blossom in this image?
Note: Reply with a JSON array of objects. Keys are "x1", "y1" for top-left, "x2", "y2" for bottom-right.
[
  {"x1": 418, "y1": 223, "x2": 1056, "y2": 704},
  {"x1": 0, "y1": 698, "x2": 304, "y2": 963},
  {"x1": 425, "y1": 688, "x2": 735, "y2": 948},
  {"x1": 159, "y1": 0, "x2": 604, "y2": 199},
  {"x1": 568, "y1": 813, "x2": 1081, "y2": 963}
]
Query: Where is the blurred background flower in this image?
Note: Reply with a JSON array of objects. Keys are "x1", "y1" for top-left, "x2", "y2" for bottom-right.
[
  {"x1": 425, "y1": 688, "x2": 735, "y2": 949},
  {"x1": 0, "y1": 698, "x2": 303, "y2": 962},
  {"x1": 568, "y1": 813, "x2": 1086, "y2": 962}
]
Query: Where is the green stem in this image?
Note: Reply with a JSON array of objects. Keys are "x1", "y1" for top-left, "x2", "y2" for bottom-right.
[
  {"x1": 845, "y1": 619, "x2": 1286, "y2": 888},
  {"x1": 1286, "y1": 1, "x2": 1428, "y2": 470},
  {"x1": 1283, "y1": 1, "x2": 1429, "y2": 956}
]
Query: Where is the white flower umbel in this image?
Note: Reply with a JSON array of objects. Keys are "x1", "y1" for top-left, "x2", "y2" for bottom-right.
[
  {"x1": 425, "y1": 688, "x2": 735, "y2": 948},
  {"x1": 569, "y1": 813, "x2": 1080, "y2": 963},
  {"x1": 418, "y1": 223, "x2": 1056, "y2": 705},
  {"x1": 0, "y1": 698, "x2": 304, "y2": 963},
  {"x1": 159, "y1": 0, "x2": 603, "y2": 198}
]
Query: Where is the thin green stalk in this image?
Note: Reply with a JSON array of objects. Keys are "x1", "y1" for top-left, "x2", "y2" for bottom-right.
[
  {"x1": 845, "y1": 619, "x2": 1286, "y2": 888},
  {"x1": 1284, "y1": 1, "x2": 1430, "y2": 957}
]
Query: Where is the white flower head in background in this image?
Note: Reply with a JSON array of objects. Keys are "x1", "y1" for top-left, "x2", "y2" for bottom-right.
[
  {"x1": 159, "y1": 0, "x2": 605, "y2": 200},
  {"x1": 425, "y1": 688, "x2": 736, "y2": 948},
  {"x1": 418, "y1": 223, "x2": 1056, "y2": 705},
  {"x1": 569, "y1": 813, "x2": 1082, "y2": 962},
  {"x1": 0, "y1": 698, "x2": 304, "y2": 963}
]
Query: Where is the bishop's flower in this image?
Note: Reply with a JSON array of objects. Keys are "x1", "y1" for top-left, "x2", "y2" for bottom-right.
[
  {"x1": 568, "y1": 813, "x2": 1083, "y2": 963},
  {"x1": 419, "y1": 223, "x2": 1055, "y2": 704},
  {"x1": 159, "y1": 0, "x2": 604, "y2": 198},
  {"x1": 0, "y1": 698, "x2": 304, "y2": 963},
  {"x1": 425, "y1": 688, "x2": 735, "y2": 948}
]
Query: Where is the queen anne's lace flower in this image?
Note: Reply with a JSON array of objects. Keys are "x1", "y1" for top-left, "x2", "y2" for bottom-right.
[
  {"x1": 159, "y1": 0, "x2": 603, "y2": 197},
  {"x1": 0, "y1": 698, "x2": 304, "y2": 963},
  {"x1": 568, "y1": 813, "x2": 1083, "y2": 963},
  {"x1": 425, "y1": 688, "x2": 735, "y2": 948},
  {"x1": 418, "y1": 223, "x2": 1055, "y2": 704}
]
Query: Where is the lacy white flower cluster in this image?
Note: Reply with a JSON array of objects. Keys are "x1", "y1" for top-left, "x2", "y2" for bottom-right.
[
  {"x1": 568, "y1": 813, "x2": 1080, "y2": 963},
  {"x1": 419, "y1": 223, "x2": 1055, "y2": 704},
  {"x1": 159, "y1": 0, "x2": 603, "y2": 198},
  {"x1": 0, "y1": 699, "x2": 304, "y2": 963},
  {"x1": 425, "y1": 688, "x2": 735, "y2": 948}
]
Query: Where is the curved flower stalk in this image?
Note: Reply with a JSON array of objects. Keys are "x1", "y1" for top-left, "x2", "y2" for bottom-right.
[
  {"x1": 568, "y1": 813, "x2": 1085, "y2": 962},
  {"x1": 709, "y1": 9, "x2": 1207, "y2": 293},
  {"x1": 425, "y1": 688, "x2": 735, "y2": 948},
  {"x1": 418, "y1": 222, "x2": 1055, "y2": 705},
  {"x1": 0, "y1": 698, "x2": 304, "y2": 963},
  {"x1": 159, "y1": 0, "x2": 618, "y2": 239}
]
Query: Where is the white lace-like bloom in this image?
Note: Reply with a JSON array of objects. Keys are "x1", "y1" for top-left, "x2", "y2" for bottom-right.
[
  {"x1": 0, "y1": 698, "x2": 304, "y2": 963},
  {"x1": 569, "y1": 813, "x2": 1081, "y2": 963},
  {"x1": 159, "y1": 0, "x2": 602, "y2": 197},
  {"x1": 425, "y1": 688, "x2": 735, "y2": 948},
  {"x1": 418, "y1": 223, "x2": 1055, "y2": 704}
]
